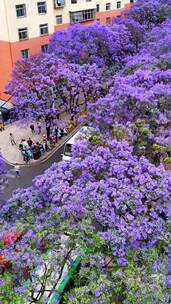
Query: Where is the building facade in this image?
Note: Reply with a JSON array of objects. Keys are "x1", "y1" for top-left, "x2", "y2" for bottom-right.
[{"x1": 0, "y1": 0, "x2": 133, "y2": 101}]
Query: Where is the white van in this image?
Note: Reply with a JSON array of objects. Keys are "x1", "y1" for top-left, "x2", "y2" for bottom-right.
[{"x1": 62, "y1": 126, "x2": 94, "y2": 161}]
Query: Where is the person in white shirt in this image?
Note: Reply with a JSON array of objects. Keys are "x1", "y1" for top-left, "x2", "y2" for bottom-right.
[
  {"x1": 14, "y1": 163, "x2": 20, "y2": 177},
  {"x1": 22, "y1": 140, "x2": 29, "y2": 150},
  {"x1": 63, "y1": 127, "x2": 68, "y2": 135}
]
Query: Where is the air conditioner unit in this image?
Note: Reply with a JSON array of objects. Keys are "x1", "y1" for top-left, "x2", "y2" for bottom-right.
[{"x1": 54, "y1": 0, "x2": 65, "y2": 8}]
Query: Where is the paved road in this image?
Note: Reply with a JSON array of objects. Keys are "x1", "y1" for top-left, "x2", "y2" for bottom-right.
[{"x1": 2, "y1": 145, "x2": 63, "y2": 201}]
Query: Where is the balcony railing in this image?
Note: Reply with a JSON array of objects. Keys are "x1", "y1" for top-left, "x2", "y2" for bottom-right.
[{"x1": 70, "y1": 9, "x2": 96, "y2": 23}]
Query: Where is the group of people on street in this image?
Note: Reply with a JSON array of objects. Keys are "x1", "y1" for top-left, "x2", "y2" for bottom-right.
[
  {"x1": 19, "y1": 137, "x2": 48, "y2": 163},
  {"x1": 9, "y1": 124, "x2": 68, "y2": 164},
  {"x1": 7, "y1": 110, "x2": 81, "y2": 177},
  {"x1": 30, "y1": 123, "x2": 68, "y2": 143}
]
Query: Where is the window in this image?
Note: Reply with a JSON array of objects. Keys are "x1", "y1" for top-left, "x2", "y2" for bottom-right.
[
  {"x1": 16, "y1": 4, "x2": 26, "y2": 17},
  {"x1": 21, "y1": 49, "x2": 29, "y2": 58},
  {"x1": 37, "y1": 2, "x2": 47, "y2": 14},
  {"x1": 54, "y1": 0, "x2": 65, "y2": 7},
  {"x1": 96, "y1": 4, "x2": 100, "y2": 12},
  {"x1": 70, "y1": 9, "x2": 96, "y2": 23},
  {"x1": 40, "y1": 23, "x2": 48, "y2": 36},
  {"x1": 64, "y1": 144, "x2": 72, "y2": 157},
  {"x1": 71, "y1": 0, "x2": 77, "y2": 3},
  {"x1": 41, "y1": 44, "x2": 48, "y2": 52},
  {"x1": 56, "y1": 15, "x2": 63, "y2": 24},
  {"x1": 117, "y1": 1, "x2": 121, "y2": 8},
  {"x1": 106, "y1": 17, "x2": 111, "y2": 24},
  {"x1": 106, "y1": 3, "x2": 110, "y2": 10},
  {"x1": 18, "y1": 27, "x2": 28, "y2": 40}
]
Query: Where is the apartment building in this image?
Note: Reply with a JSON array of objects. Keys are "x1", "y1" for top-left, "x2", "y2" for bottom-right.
[{"x1": 0, "y1": 0, "x2": 133, "y2": 103}]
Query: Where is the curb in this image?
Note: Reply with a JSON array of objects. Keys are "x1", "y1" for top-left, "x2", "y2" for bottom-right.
[{"x1": 3, "y1": 125, "x2": 81, "y2": 167}]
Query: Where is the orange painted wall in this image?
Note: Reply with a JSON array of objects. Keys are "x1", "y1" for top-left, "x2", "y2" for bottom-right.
[
  {"x1": 0, "y1": 3, "x2": 132, "y2": 100},
  {"x1": 54, "y1": 23, "x2": 70, "y2": 32},
  {"x1": 97, "y1": 4, "x2": 131, "y2": 24},
  {"x1": 11, "y1": 35, "x2": 50, "y2": 61},
  {"x1": 0, "y1": 35, "x2": 50, "y2": 99},
  {"x1": 0, "y1": 41, "x2": 14, "y2": 99}
]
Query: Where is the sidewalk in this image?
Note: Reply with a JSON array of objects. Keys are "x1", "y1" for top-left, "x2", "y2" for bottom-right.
[{"x1": 0, "y1": 113, "x2": 72, "y2": 165}]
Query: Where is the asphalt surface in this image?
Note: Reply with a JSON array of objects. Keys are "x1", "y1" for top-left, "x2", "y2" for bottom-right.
[{"x1": 2, "y1": 145, "x2": 63, "y2": 201}]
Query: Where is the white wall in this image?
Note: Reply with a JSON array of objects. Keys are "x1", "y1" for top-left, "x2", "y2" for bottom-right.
[
  {"x1": 1, "y1": 0, "x2": 55, "y2": 42},
  {"x1": 0, "y1": 0, "x2": 131, "y2": 41},
  {"x1": 54, "y1": 0, "x2": 129, "y2": 26}
]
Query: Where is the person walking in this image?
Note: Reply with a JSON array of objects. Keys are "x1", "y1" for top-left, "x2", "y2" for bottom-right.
[
  {"x1": 27, "y1": 137, "x2": 33, "y2": 147},
  {"x1": 30, "y1": 124, "x2": 35, "y2": 133},
  {"x1": 9, "y1": 133, "x2": 16, "y2": 145},
  {"x1": 14, "y1": 163, "x2": 20, "y2": 177},
  {"x1": 38, "y1": 121, "x2": 42, "y2": 134},
  {"x1": 22, "y1": 139, "x2": 29, "y2": 150},
  {"x1": 55, "y1": 127, "x2": 58, "y2": 143},
  {"x1": 24, "y1": 150, "x2": 30, "y2": 164}
]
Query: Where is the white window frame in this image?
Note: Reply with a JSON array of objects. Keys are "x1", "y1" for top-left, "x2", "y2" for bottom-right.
[
  {"x1": 21, "y1": 49, "x2": 29, "y2": 58},
  {"x1": 16, "y1": 4, "x2": 26, "y2": 18},
  {"x1": 96, "y1": 4, "x2": 100, "y2": 12},
  {"x1": 37, "y1": 1, "x2": 47, "y2": 14},
  {"x1": 18, "y1": 27, "x2": 28, "y2": 40},
  {"x1": 41, "y1": 44, "x2": 48, "y2": 52},
  {"x1": 56, "y1": 15, "x2": 63, "y2": 24},
  {"x1": 117, "y1": 1, "x2": 121, "y2": 8},
  {"x1": 106, "y1": 3, "x2": 111, "y2": 11},
  {"x1": 70, "y1": 9, "x2": 96, "y2": 23},
  {"x1": 40, "y1": 23, "x2": 49, "y2": 36}
]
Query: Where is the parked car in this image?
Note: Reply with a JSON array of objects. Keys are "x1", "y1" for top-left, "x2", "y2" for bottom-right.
[{"x1": 62, "y1": 126, "x2": 95, "y2": 161}]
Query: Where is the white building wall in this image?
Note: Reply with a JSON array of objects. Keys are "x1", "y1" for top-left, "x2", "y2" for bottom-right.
[
  {"x1": 54, "y1": 0, "x2": 129, "y2": 25},
  {"x1": 1, "y1": 0, "x2": 132, "y2": 42},
  {"x1": 0, "y1": 0, "x2": 10, "y2": 40},
  {"x1": 1, "y1": 0, "x2": 55, "y2": 42}
]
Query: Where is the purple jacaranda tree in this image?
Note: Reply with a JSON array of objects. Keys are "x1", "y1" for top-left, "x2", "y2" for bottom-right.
[
  {"x1": 124, "y1": 19, "x2": 171, "y2": 73},
  {"x1": 7, "y1": 0, "x2": 170, "y2": 124},
  {"x1": 114, "y1": 17, "x2": 145, "y2": 52},
  {"x1": 0, "y1": 153, "x2": 7, "y2": 197},
  {"x1": 7, "y1": 54, "x2": 102, "y2": 121},
  {"x1": 49, "y1": 0, "x2": 170, "y2": 68},
  {"x1": 86, "y1": 69, "x2": 171, "y2": 162},
  {"x1": 0, "y1": 186, "x2": 80, "y2": 302},
  {"x1": 0, "y1": 139, "x2": 170, "y2": 302},
  {"x1": 85, "y1": 19, "x2": 171, "y2": 163},
  {"x1": 57, "y1": 62, "x2": 103, "y2": 111},
  {"x1": 1, "y1": 1, "x2": 171, "y2": 302},
  {"x1": 123, "y1": 0, "x2": 170, "y2": 30},
  {"x1": 48, "y1": 23, "x2": 134, "y2": 69}
]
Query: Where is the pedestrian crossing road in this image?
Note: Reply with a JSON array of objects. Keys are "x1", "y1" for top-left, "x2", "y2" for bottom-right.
[{"x1": 2, "y1": 145, "x2": 63, "y2": 201}]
